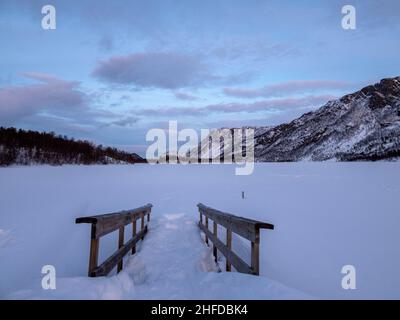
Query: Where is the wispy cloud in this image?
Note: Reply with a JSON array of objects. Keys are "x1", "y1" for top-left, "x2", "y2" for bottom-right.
[
  {"x1": 211, "y1": 42, "x2": 301, "y2": 62},
  {"x1": 133, "y1": 95, "x2": 336, "y2": 117},
  {"x1": 205, "y1": 95, "x2": 337, "y2": 113},
  {"x1": 224, "y1": 80, "x2": 351, "y2": 99},
  {"x1": 108, "y1": 116, "x2": 139, "y2": 127},
  {"x1": 173, "y1": 91, "x2": 199, "y2": 101},
  {"x1": 135, "y1": 106, "x2": 202, "y2": 117}
]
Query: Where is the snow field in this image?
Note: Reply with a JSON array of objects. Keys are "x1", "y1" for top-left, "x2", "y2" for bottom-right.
[{"x1": 1, "y1": 163, "x2": 399, "y2": 299}]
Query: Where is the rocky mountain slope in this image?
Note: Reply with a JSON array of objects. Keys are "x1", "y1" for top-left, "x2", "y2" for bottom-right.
[{"x1": 201, "y1": 77, "x2": 400, "y2": 162}]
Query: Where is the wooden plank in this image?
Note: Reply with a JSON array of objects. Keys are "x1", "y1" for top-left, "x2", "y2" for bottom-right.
[
  {"x1": 76, "y1": 204, "x2": 153, "y2": 238},
  {"x1": 117, "y1": 226, "x2": 124, "y2": 273},
  {"x1": 251, "y1": 229, "x2": 260, "y2": 275},
  {"x1": 226, "y1": 228, "x2": 232, "y2": 272},
  {"x1": 199, "y1": 223, "x2": 253, "y2": 274},
  {"x1": 198, "y1": 204, "x2": 272, "y2": 231},
  {"x1": 94, "y1": 210, "x2": 148, "y2": 238},
  {"x1": 91, "y1": 227, "x2": 148, "y2": 277},
  {"x1": 213, "y1": 221, "x2": 218, "y2": 262},
  {"x1": 88, "y1": 238, "x2": 99, "y2": 277},
  {"x1": 132, "y1": 220, "x2": 137, "y2": 254},
  {"x1": 205, "y1": 216, "x2": 209, "y2": 245},
  {"x1": 88, "y1": 224, "x2": 99, "y2": 277},
  {"x1": 198, "y1": 203, "x2": 273, "y2": 229},
  {"x1": 251, "y1": 241, "x2": 260, "y2": 276},
  {"x1": 141, "y1": 213, "x2": 145, "y2": 240},
  {"x1": 76, "y1": 204, "x2": 153, "y2": 224},
  {"x1": 92, "y1": 215, "x2": 134, "y2": 238},
  {"x1": 197, "y1": 203, "x2": 273, "y2": 242}
]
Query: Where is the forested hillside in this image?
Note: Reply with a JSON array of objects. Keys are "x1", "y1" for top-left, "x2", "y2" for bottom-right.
[{"x1": 0, "y1": 127, "x2": 146, "y2": 166}]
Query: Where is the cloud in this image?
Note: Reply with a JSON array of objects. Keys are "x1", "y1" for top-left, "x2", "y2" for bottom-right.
[
  {"x1": 20, "y1": 72, "x2": 67, "y2": 84},
  {"x1": 224, "y1": 80, "x2": 351, "y2": 99},
  {"x1": 205, "y1": 95, "x2": 337, "y2": 113},
  {"x1": 133, "y1": 95, "x2": 336, "y2": 118},
  {"x1": 109, "y1": 116, "x2": 139, "y2": 127},
  {"x1": 211, "y1": 42, "x2": 301, "y2": 62},
  {"x1": 0, "y1": 72, "x2": 140, "y2": 132},
  {"x1": 173, "y1": 91, "x2": 199, "y2": 101},
  {"x1": 92, "y1": 52, "x2": 212, "y2": 89},
  {"x1": 0, "y1": 72, "x2": 87, "y2": 124},
  {"x1": 136, "y1": 106, "x2": 202, "y2": 117}
]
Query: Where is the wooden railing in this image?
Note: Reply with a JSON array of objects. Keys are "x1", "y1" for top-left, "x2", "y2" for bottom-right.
[
  {"x1": 76, "y1": 204, "x2": 152, "y2": 277},
  {"x1": 197, "y1": 203, "x2": 274, "y2": 276}
]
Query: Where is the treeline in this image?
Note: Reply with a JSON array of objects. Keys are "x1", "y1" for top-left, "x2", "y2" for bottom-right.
[{"x1": 0, "y1": 127, "x2": 146, "y2": 166}]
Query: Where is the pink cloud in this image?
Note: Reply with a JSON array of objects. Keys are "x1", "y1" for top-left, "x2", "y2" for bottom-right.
[{"x1": 0, "y1": 73, "x2": 87, "y2": 124}]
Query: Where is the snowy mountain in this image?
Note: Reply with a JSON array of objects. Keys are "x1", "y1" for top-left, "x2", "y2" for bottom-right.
[{"x1": 202, "y1": 77, "x2": 400, "y2": 162}]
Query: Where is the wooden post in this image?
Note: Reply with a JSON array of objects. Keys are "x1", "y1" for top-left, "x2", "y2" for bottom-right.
[
  {"x1": 213, "y1": 221, "x2": 218, "y2": 262},
  {"x1": 200, "y1": 211, "x2": 203, "y2": 225},
  {"x1": 226, "y1": 228, "x2": 232, "y2": 272},
  {"x1": 88, "y1": 238, "x2": 99, "y2": 277},
  {"x1": 251, "y1": 229, "x2": 260, "y2": 275},
  {"x1": 147, "y1": 209, "x2": 150, "y2": 222},
  {"x1": 205, "y1": 216, "x2": 209, "y2": 245},
  {"x1": 141, "y1": 213, "x2": 145, "y2": 240},
  {"x1": 117, "y1": 226, "x2": 124, "y2": 273},
  {"x1": 88, "y1": 225, "x2": 99, "y2": 277},
  {"x1": 132, "y1": 220, "x2": 137, "y2": 254}
]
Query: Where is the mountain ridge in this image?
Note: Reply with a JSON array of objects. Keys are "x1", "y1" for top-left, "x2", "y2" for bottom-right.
[{"x1": 201, "y1": 76, "x2": 400, "y2": 162}]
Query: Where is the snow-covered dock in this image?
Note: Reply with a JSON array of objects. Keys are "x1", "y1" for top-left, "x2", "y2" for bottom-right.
[
  {"x1": 1, "y1": 163, "x2": 400, "y2": 299},
  {"x1": 5, "y1": 211, "x2": 305, "y2": 299}
]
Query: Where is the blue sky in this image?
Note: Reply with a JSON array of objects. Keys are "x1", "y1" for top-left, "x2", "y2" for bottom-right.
[{"x1": 0, "y1": 0, "x2": 399, "y2": 155}]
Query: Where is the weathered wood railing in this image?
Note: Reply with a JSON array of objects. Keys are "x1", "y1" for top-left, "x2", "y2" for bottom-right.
[
  {"x1": 76, "y1": 204, "x2": 152, "y2": 277},
  {"x1": 197, "y1": 203, "x2": 274, "y2": 276}
]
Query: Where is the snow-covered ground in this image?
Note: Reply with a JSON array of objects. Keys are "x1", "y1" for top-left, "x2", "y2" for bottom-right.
[{"x1": 1, "y1": 163, "x2": 399, "y2": 299}]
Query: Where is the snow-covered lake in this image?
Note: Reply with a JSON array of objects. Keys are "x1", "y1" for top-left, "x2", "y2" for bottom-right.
[{"x1": 0, "y1": 163, "x2": 399, "y2": 299}]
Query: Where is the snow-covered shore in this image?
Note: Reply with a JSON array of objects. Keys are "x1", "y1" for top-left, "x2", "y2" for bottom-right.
[
  {"x1": 5, "y1": 212, "x2": 307, "y2": 299},
  {"x1": 1, "y1": 163, "x2": 399, "y2": 299}
]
